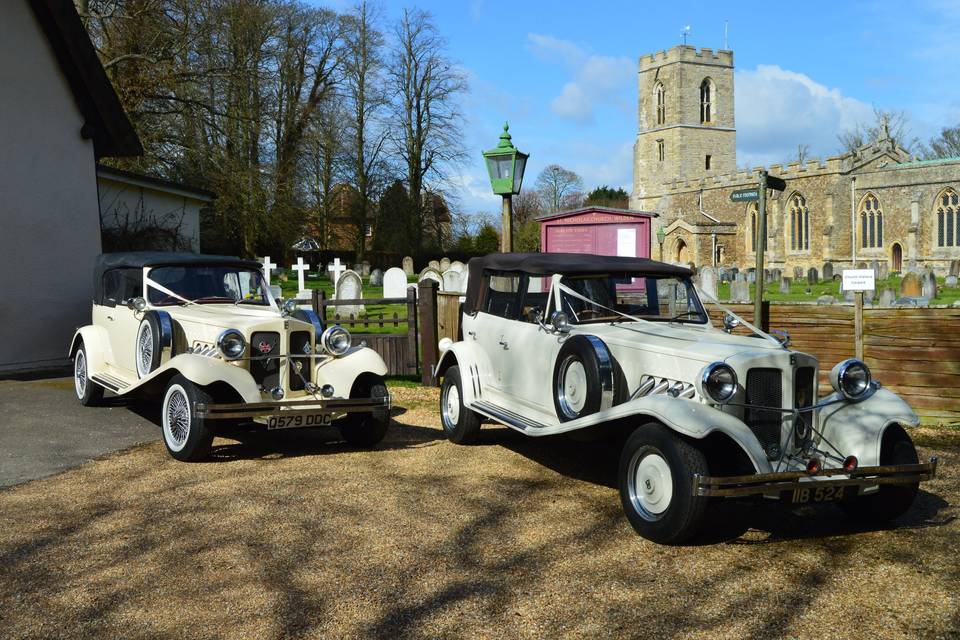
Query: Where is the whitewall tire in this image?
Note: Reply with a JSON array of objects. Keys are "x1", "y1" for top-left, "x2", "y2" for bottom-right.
[
  {"x1": 440, "y1": 366, "x2": 481, "y2": 444},
  {"x1": 161, "y1": 375, "x2": 214, "y2": 461},
  {"x1": 74, "y1": 344, "x2": 104, "y2": 406}
]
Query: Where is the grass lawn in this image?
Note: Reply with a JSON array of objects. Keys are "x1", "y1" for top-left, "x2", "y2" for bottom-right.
[
  {"x1": 278, "y1": 272, "x2": 419, "y2": 334},
  {"x1": 717, "y1": 273, "x2": 960, "y2": 305}
]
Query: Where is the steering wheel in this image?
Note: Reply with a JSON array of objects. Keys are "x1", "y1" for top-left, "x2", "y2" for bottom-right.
[{"x1": 579, "y1": 309, "x2": 602, "y2": 320}]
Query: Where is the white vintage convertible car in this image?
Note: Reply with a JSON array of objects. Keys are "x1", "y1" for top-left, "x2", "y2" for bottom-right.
[
  {"x1": 435, "y1": 253, "x2": 938, "y2": 544},
  {"x1": 70, "y1": 252, "x2": 390, "y2": 461}
]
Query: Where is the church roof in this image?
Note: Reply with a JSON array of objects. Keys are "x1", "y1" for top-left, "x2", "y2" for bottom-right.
[{"x1": 27, "y1": 0, "x2": 142, "y2": 159}]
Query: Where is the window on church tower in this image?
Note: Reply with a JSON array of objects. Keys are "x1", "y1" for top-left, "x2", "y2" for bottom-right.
[
  {"x1": 655, "y1": 82, "x2": 665, "y2": 125},
  {"x1": 705, "y1": 155, "x2": 711, "y2": 170},
  {"x1": 700, "y1": 79, "x2": 713, "y2": 124},
  {"x1": 936, "y1": 188, "x2": 959, "y2": 247},
  {"x1": 789, "y1": 193, "x2": 809, "y2": 251},
  {"x1": 858, "y1": 194, "x2": 883, "y2": 249},
  {"x1": 657, "y1": 139, "x2": 664, "y2": 162}
]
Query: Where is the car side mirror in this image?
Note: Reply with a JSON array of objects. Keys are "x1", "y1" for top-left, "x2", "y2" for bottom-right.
[
  {"x1": 127, "y1": 297, "x2": 147, "y2": 312},
  {"x1": 549, "y1": 310, "x2": 571, "y2": 334},
  {"x1": 722, "y1": 313, "x2": 739, "y2": 334}
]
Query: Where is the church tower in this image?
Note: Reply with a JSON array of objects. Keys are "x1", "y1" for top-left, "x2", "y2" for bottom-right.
[{"x1": 632, "y1": 45, "x2": 736, "y2": 207}]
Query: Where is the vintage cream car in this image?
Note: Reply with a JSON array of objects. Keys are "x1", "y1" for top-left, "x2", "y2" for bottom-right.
[
  {"x1": 435, "y1": 253, "x2": 937, "y2": 544},
  {"x1": 70, "y1": 252, "x2": 390, "y2": 461}
]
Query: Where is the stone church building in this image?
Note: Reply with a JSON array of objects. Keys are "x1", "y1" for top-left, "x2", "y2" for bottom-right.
[{"x1": 629, "y1": 45, "x2": 960, "y2": 275}]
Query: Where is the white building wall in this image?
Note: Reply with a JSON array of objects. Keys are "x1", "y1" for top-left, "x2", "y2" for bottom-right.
[{"x1": 0, "y1": 0, "x2": 102, "y2": 373}]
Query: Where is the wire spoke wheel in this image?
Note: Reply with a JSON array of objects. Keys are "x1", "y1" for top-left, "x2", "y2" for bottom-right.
[
  {"x1": 137, "y1": 322, "x2": 154, "y2": 378},
  {"x1": 163, "y1": 385, "x2": 191, "y2": 452},
  {"x1": 74, "y1": 349, "x2": 87, "y2": 399}
]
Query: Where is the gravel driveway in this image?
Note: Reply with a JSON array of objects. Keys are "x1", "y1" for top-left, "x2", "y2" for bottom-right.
[{"x1": 0, "y1": 386, "x2": 957, "y2": 639}]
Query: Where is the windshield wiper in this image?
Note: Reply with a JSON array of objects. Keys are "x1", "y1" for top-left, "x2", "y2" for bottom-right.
[{"x1": 667, "y1": 310, "x2": 704, "y2": 322}]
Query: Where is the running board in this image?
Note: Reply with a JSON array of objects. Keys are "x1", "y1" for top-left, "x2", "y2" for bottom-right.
[
  {"x1": 91, "y1": 373, "x2": 130, "y2": 393},
  {"x1": 470, "y1": 400, "x2": 549, "y2": 431}
]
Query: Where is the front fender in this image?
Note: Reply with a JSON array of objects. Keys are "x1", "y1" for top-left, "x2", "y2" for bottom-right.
[
  {"x1": 68, "y1": 325, "x2": 112, "y2": 376},
  {"x1": 315, "y1": 346, "x2": 387, "y2": 396},
  {"x1": 818, "y1": 386, "x2": 919, "y2": 466},
  {"x1": 135, "y1": 354, "x2": 263, "y2": 402}
]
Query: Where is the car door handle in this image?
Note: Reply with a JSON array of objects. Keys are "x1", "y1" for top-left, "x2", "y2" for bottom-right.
[
  {"x1": 499, "y1": 338, "x2": 508, "y2": 349},
  {"x1": 107, "y1": 315, "x2": 115, "y2": 321},
  {"x1": 467, "y1": 331, "x2": 476, "y2": 339}
]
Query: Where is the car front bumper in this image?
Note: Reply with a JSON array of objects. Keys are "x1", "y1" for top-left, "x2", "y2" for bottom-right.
[
  {"x1": 692, "y1": 457, "x2": 938, "y2": 498},
  {"x1": 194, "y1": 396, "x2": 391, "y2": 420}
]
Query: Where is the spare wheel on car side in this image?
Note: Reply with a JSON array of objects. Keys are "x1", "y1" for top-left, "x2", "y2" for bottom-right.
[
  {"x1": 135, "y1": 310, "x2": 173, "y2": 378},
  {"x1": 552, "y1": 334, "x2": 615, "y2": 422}
]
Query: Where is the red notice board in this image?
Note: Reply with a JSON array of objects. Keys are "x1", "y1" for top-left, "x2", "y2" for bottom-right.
[{"x1": 539, "y1": 207, "x2": 654, "y2": 259}]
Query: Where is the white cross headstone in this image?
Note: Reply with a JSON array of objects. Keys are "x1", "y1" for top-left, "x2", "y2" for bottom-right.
[
  {"x1": 293, "y1": 257, "x2": 310, "y2": 297},
  {"x1": 262, "y1": 256, "x2": 277, "y2": 286},
  {"x1": 328, "y1": 257, "x2": 346, "y2": 296}
]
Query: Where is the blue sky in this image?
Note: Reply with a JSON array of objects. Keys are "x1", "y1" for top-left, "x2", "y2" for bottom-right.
[{"x1": 323, "y1": 0, "x2": 960, "y2": 216}]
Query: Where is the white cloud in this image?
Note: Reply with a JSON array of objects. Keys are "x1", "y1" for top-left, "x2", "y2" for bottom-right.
[
  {"x1": 735, "y1": 65, "x2": 874, "y2": 167},
  {"x1": 527, "y1": 33, "x2": 634, "y2": 123}
]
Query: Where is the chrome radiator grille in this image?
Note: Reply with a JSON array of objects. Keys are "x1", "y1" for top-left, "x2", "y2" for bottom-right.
[
  {"x1": 744, "y1": 368, "x2": 782, "y2": 456},
  {"x1": 794, "y1": 366, "x2": 816, "y2": 448}
]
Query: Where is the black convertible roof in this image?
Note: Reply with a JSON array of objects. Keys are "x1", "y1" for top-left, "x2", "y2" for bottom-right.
[
  {"x1": 94, "y1": 252, "x2": 262, "y2": 301},
  {"x1": 464, "y1": 253, "x2": 692, "y2": 313}
]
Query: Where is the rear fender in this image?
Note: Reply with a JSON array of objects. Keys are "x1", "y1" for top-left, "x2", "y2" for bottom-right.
[
  {"x1": 818, "y1": 387, "x2": 919, "y2": 466},
  {"x1": 68, "y1": 326, "x2": 112, "y2": 376},
  {"x1": 315, "y1": 346, "x2": 387, "y2": 398},
  {"x1": 434, "y1": 341, "x2": 491, "y2": 405}
]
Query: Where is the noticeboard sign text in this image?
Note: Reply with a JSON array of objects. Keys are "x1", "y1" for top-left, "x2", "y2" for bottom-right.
[{"x1": 842, "y1": 269, "x2": 875, "y2": 292}]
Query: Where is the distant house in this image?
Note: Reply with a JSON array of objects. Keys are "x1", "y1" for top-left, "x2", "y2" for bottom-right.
[
  {"x1": 1, "y1": 0, "x2": 142, "y2": 374},
  {"x1": 97, "y1": 165, "x2": 214, "y2": 253}
]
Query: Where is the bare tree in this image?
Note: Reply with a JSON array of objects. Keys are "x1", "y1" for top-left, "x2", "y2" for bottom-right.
[
  {"x1": 511, "y1": 190, "x2": 544, "y2": 226},
  {"x1": 796, "y1": 144, "x2": 810, "y2": 163},
  {"x1": 535, "y1": 164, "x2": 584, "y2": 213},
  {"x1": 388, "y1": 8, "x2": 467, "y2": 251},
  {"x1": 921, "y1": 124, "x2": 960, "y2": 160},
  {"x1": 838, "y1": 107, "x2": 918, "y2": 155},
  {"x1": 342, "y1": 1, "x2": 389, "y2": 260}
]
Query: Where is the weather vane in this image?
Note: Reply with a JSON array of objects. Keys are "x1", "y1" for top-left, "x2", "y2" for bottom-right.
[{"x1": 681, "y1": 25, "x2": 691, "y2": 45}]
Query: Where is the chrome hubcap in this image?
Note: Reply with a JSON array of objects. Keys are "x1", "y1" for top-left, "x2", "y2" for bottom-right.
[
  {"x1": 557, "y1": 356, "x2": 587, "y2": 418},
  {"x1": 137, "y1": 323, "x2": 154, "y2": 376},
  {"x1": 163, "y1": 387, "x2": 191, "y2": 451},
  {"x1": 627, "y1": 448, "x2": 673, "y2": 521},
  {"x1": 442, "y1": 384, "x2": 461, "y2": 427},
  {"x1": 74, "y1": 350, "x2": 87, "y2": 398}
]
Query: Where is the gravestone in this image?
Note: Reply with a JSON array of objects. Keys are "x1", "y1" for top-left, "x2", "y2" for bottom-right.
[
  {"x1": 718, "y1": 267, "x2": 729, "y2": 283},
  {"x1": 293, "y1": 257, "x2": 311, "y2": 297},
  {"x1": 359, "y1": 261, "x2": 371, "y2": 277},
  {"x1": 900, "y1": 272, "x2": 922, "y2": 297},
  {"x1": 369, "y1": 268, "x2": 383, "y2": 287},
  {"x1": 442, "y1": 269, "x2": 463, "y2": 293},
  {"x1": 402, "y1": 256, "x2": 415, "y2": 276},
  {"x1": 327, "y1": 257, "x2": 346, "y2": 294},
  {"x1": 448, "y1": 260, "x2": 465, "y2": 274},
  {"x1": 747, "y1": 271, "x2": 756, "y2": 284},
  {"x1": 950, "y1": 260, "x2": 959, "y2": 277},
  {"x1": 793, "y1": 266, "x2": 804, "y2": 280},
  {"x1": 879, "y1": 288, "x2": 896, "y2": 306},
  {"x1": 383, "y1": 267, "x2": 408, "y2": 299},
  {"x1": 807, "y1": 267, "x2": 818, "y2": 285},
  {"x1": 870, "y1": 260, "x2": 880, "y2": 276},
  {"x1": 261, "y1": 256, "x2": 277, "y2": 286},
  {"x1": 816, "y1": 295, "x2": 836, "y2": 305},
  {"x1": 945, "y1": 275, "x2": 958, "y2": 288},
  {"x1": 439, "y1": 257, "x2": 451, "y2": 272},
  {"x1": 770, "y1": 268, "x2": 781, "y2": 282},
  {"x1": 878, "y1": 262, "x2": 889, "y2": 280},
  {"x1": 779, "y1": 277, "x2": 792, "y2": 295},
  {"x1": 729, "y1": 275, "x2": 750, "y2": 302},
  {"x1": 844, "y1": 288, "x2": 856, "y2": 302},
  {"x1": 822, "y1": 262, "x2": 834, "y2": 281},
  {"x1": 335, "y1": 270, "x2": 365, "y2": 318},
  {"x1": 730, "y1": 267, "x2": 739, "y2": 279},
  {"x1": 419, "y1": 267, "x2": 444, "y2": 290},
  {"x1": 922, "y1": 269, "x2": 938, "y2": 300},
  {"x1": 428, "y1": 260, "x2": 441, "y2": 271},
  {"x1": 764, "y1": 269, "x2": 773, "y2": 284},
  {"x1": 698, "y1": 267, "x2": 718, "y2": 299}
]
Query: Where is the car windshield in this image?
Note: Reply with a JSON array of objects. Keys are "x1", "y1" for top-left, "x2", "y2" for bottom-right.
[
  {"x1": 147, "y1": 265, "x2": 269, "y2": 306},
  {"x1": 558, "y1": 273, "x2": 707, "y2": 324}
]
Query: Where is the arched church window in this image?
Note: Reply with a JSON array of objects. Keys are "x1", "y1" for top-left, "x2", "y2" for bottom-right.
[
  {"x1": 936, "y1": 188, "x2": 959, "y2": 247},
  {"x1": 655, "y1": 82, "x2": 665, "y2": 125},
  {"x1": 700, "y1": 79, "x2": 714, "y2": 124},
  {"x1": 859, "y1": 193, "x2": 883, "y2": 249},
  {"x1": 789, "y1": 193, "x2": 808, "y2": 251}
]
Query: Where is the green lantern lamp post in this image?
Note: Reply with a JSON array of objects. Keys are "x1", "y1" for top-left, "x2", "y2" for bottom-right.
[
  {"x1": 656, "y1": 226, "x2": 666, "y2": 261},
  {"x1": 482, "y1": 122, "x2": 528, "y2": 252}
]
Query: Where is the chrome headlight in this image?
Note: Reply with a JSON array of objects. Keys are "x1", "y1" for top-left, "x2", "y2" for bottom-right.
[
  {"x1": 216, "y1": 329, "x2": 246, "y2": 360},
  {"x1": 697, "y1": 362, "x2": 738, "y2": 404},
  {"x1": 830, "y1": 359, "x2": 872, "y2": 401},
  {"x1": 321, "y1": 325, "x2": 351, "y2": 356}
]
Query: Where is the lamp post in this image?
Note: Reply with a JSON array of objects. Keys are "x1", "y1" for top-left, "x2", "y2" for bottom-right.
[
  {"x1": 482, "y1": 122, "x2": 528, "y2": 252},
  {"x1": 656, "y1": 226, "x2": 666, "y2": 261}
]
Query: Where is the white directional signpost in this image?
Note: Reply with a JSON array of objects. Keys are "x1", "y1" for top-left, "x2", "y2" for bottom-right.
[{"x1": 842, "y1": 268, "x2": 876, "y2": 359}]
